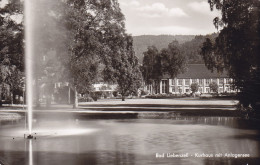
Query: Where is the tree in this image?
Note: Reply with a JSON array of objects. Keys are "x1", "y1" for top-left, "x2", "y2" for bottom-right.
[
  {"x1": 142, "y1": 46, "x2": 161, "y2": 93},
  {"x1": 103, "y1": 33, "x2": 142, "y2": 101},
  {"x1": 26, "y1": 0, "x2": 69, "y2": 107},
  {"x1": 142, "y1": 41, "x2": 186, "y2": 94},
  {"x1": 0, "y1": 0, "x2": 143, "y2": 106},
  {"x1": 161, "y1": 41, "x2": 186, "y2": 77},
  {"x1": 209, "y1": 82, "x2": 218, "y2": 94},
  {"x1": 112, "y1": 35, "x2": 142, "y2": 101},
  {"x1": 191, "y1": 83, "x2": 199, "y2": 95},
  {"x1": 201, "y1": 0, "x2": 260, "y2": 113},
  {"x1": 180, "y1": 34, "x2": 218, "y2": 64},
  {"x1": 0, "y1": 0, "x2": 24, "y2": 105},
  {"x1": 62, "y1": 0, "x2": 139, "y2": 105},
  {"x1": 1, "y1": 0, "x2": 65, "y2": 107}
]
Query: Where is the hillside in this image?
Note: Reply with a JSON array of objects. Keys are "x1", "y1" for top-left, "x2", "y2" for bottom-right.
[
  {"x1": 133, "y1": 35, "x2": 195, "y2": 62},
  {"x1": 133, "y1": 33, "x2": 218, "y2": 64}
]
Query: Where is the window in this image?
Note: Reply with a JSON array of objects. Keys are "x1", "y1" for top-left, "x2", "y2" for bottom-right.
[
  {"x1": 185, "y1": 79, "x2": 190, "y2": 86},
  {"x1": 206, "y1": 79, "x2": 210, "y2": 86},
  {"x1": 192, "y1": 79, "x2": 197, "y2": 83},
  {"x1": 227, "y1": 78, "x2": 232, "y2": 84},
  {"x1": 199, "y1": 87, "x2": 203, "y2": 93},
  {"x1": 212, "y1": 79, "x2": 217, "y2": 83},
  {"x1": 162, "y1": 80, "x2": 167, "y2": 93},
  {"x1": 148, "y1": 85, "x2": 151, "y2": 91},
  {"x1": 199, "y1": 79, "x2": 203, "y2": 86},
  {"x1": 178, "y1": 79, "x2": 183, "y2": 86},
  {"x1": 206, "y1": 88, "x2": 210, "y2": 93},
  {"x1": 226, "y1": 87, "x2": 230, "y2": 92},
  {"x1": 172, "y1": 80, "x2": 175, "y2": 85},
  {"x1": 172, "y1": 88, "x2": 175, "y2": 92},
  {"x1": 219, "y1": 78, "x2": 224, "y2": 84}
]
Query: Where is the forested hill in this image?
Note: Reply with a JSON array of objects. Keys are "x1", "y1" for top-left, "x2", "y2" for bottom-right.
[
  {"x1": 133, "y1": 35, "x2": 195, "y2": 62},
  {"x1": 133, "y1": 34, "x2": 218, "y2": 64}
]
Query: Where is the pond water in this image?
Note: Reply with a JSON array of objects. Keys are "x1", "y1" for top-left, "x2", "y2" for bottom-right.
[{"x1": 0, "y1": 112, "x2": 259, "y2": 165}]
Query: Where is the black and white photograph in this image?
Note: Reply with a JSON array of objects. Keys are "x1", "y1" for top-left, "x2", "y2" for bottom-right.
[{"x1": 0, "y1": 0, "x2": 260, "y2": 164}]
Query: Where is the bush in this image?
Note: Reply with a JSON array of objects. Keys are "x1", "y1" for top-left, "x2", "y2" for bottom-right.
[
  {"x1": 78, "y1": 97, "x2": 93, "y2": 102},
  {"x1": 113, "y1": 91, "x2": 118, "y2": 97},
  {"x1": 140, "y1": 90, "x2": 148, "y2": 96},
  {"x1": 209, "y1": 82, "x2": 218, "y2": 93},
  {"x1": 90, "y1": 91, "x2": 103, "y2": 101},
  {"x1": 145, "y1": 93, "x2": 185, "y2": 99},
  {"x1": 190, "y1": 83, "x2": 199, "y2": 94}
]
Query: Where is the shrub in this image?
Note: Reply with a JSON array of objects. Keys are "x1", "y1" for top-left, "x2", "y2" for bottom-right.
[
  {"x1": 190, "y1": 83, "x2": 199, "y2": 94},
  {"x1": 209, "y1": 82, "x2": 218, "y2": 93},
  {"x1": 78, "y1": 97, "x2": 93, "y2": 102},
  {"x1": 113, "y1": 91, "x2": 118, "y2": 97},
  {"x1": 140, "y1": 90, "x2": 148, "y2": 96}
]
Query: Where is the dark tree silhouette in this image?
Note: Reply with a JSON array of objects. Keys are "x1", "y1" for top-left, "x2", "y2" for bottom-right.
[
  {"x1": 201, "y1": 0, "x2": 260, "y2": 113},
  {"x1": 142, "y1": 41, "x2": 186, "y2": 94}
]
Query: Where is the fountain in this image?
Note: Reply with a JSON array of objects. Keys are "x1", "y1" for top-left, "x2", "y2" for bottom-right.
[{"x1": 25, "y1": 0, "x2": 33, "y2": 139}]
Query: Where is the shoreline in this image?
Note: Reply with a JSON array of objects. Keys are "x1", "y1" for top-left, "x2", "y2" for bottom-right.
[{"x1": 0, "y1": 98, "x2": 241, "y2": 119}]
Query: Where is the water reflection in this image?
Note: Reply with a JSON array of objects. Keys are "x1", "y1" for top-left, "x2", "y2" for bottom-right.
[
  {"x1": 29, "y1": 140, "x2": 33, "y2": 165},
  {"x1": 0, "y1": 116, "x2": 259, "y2": 165},
  {"x1": 138, "y1": 113, "x2": 260, "y2": 130}
]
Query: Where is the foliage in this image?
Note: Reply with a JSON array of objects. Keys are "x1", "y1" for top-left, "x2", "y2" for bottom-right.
[
  {"x1": 59, "y1": 0, "x2": 142, "y2": 102},
  {"x1": 142, "y1": 41, "x2": 186, "y2": 93},
  {"x1": 112, "y1": 91, "x2": 118, "y2": 97},
  {"x1": 133, "y1": 34, "x2": 218, "y2": 64},
  {"x1": 0, "y1": 0, "x2": 24, "y2": 104},
  {"x1": 145, "y1": 93, "x2": 185, "y2": 99},
  {"x1": 78, "y1": 96, "x2": 93, "y2": 102},
  {"x1": 103, "y1": 34, "x2": 142, "y2": 100},
  {"x1": 181, "y1": 34, "x2": 218, "y2": 64},
  {"x1": 201, "y1": 0, "x2": 260, "y2": 112},
  {"x1": 209, "y1": 82, "x2": 218, "y2": 93},
  {"x1": 142, "y1": 46, "x2": 160, "y2": 83},
  {"x1": 190, "y1": 83, "x2": 199, "y2": 94},
  {"x1": 1, "y1": 0, "x2": 142, "y2": 105},
  {"x1": 62, "y1": 0, "x2": 140, "y2": 99},
  {"x1": 140, "y1": 89, "x2": 148, "y2": 96}
]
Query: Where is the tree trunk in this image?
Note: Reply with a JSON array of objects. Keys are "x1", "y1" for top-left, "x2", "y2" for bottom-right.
[
  {"x1": 10, "y1": 91, "x2": 13, "y2": 105},
  {"x1": 155, "y1": 80, "x2": 160, "y2": 94},
  {"x1": 122, "y1": 95, "x2": 125, "y2": 101},
  {"x1": 0, "y1": 85, "x2": 2, "y2": 106},
  {"x1": 68, "y1": 86, "x2": 71, "y2": 104},
  {"x1": 46, "y1": 94, "x2": 51, "y2": 108},
  {"x1": 73, "y1": 86, "x2": 78, "y2": 108}
]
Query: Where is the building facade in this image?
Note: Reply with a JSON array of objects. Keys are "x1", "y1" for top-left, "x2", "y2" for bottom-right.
[{"x1": 145, "y1": 64, "x2": 236, "y2": 94}]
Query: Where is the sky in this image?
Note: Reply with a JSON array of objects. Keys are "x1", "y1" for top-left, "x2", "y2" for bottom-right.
[{"x1": 118, "y1": 0, "x2": 221, "y2": 36}]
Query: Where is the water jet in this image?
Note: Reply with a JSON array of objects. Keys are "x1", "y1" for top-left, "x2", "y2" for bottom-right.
[{"x1": 25, "y1": 0, "x2": 33, "y2": 136}]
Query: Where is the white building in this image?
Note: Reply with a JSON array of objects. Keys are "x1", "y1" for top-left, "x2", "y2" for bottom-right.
[{"x1": 145, "y1": 64, "x2": 236, "y2": 94}]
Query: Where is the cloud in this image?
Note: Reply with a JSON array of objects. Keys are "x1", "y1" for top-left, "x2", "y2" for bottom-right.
[
  {"x1": 120, "y1": 0, "x2": 140, "y2": 7},
  {"x1": 169, "y1": 8, "x2": 187, "y2": 17},
  {"x1": 137, "y1": 3, "x2": 187, "y2": 18},
  {"x1": 188, "y1": 1, "x2": 220, "y2": 16},
  {"x1": 130, "y1": 0, "x2": 140, "y2": 6}
]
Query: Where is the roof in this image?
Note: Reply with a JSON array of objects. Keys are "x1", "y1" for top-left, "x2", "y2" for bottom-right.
[{"x1": 164, "y1": 64, "x2": 229, "y2": 79}]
